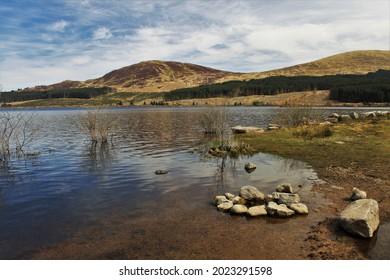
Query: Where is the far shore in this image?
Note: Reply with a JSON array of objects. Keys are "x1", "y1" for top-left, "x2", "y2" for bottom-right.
[{"x1": 2, "y1": 90, "x2": 390, "y2": 108}]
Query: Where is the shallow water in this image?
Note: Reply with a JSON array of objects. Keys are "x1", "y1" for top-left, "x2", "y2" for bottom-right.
[{"x1": 0, "y1": 107, "x2": 388, "y2": 259}]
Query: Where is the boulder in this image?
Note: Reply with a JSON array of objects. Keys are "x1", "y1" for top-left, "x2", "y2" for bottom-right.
[
  {"x1": 213, "y1": 195, "x2": 229, "y2": 206},
  {"x1": 289, "y1": 203, "x2": 309, "y2": 214},
  {"x1": 244, "y1": 163, "x2": 257, "y2": 173},
  {"x1": 247, "y1": 205, "x2": 267, "y2": 217},
  {"x1": 266, "y1": 202, "x2": 295, "y2": 217},
  {"x1": 325, "y1": 117, "x2": 338, "y2": 124},
  {"x1": 329, "y1": 113, "x2": 340, "y2": 119},
  {"x1": 230, "y1": 204, "x2": 248, "y2": 214},
  {"x1": 338, "y1": 115, "x2": 352, "y2": 122},
  {"x1": 232, "y1": 196, "x2": 247, "y2": 205},
  {"x1": 339, "y1": 199, "x2": 380, "y2": 238},
  {"x1": 224, "y1": 192, "x2": 235, "y2": 200},
  {"x1": 272, "y1": 192, "x2": 300, "y2": 206},
  {"x1": 267, "y1": 124, "x2": 281, "y2": 130},
  {"x1": 231, "y1": 126, "x2": 264, "y2": 134},
  {"x1": 239, "y1": 186, "x2": 265, "y2": 202},
  {"x1": 275, "y1": 183, "x2": 294, "y2": 193},
  {"x1": 155, "y1": 169, "x2": 168, "y2": 175},
  {"x1": 349, "y1": 112, "x2": 359, "y2": 120},
  {"x1": 361, "y1": 111, "x2": 376, "y2": 119},
  {"x1": 350, "y1": 187, "x2": 367, "y2": 201},
  {"x1": 217, "y1": 201, "x2": 234, "y2": 212}
]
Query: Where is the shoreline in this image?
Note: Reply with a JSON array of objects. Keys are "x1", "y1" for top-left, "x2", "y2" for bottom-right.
[{"x1": 22, "y1": 118, "x2": 390, "y2": 260}]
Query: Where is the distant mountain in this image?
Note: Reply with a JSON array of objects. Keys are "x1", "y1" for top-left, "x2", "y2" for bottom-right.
[
  {"x1": 246, "y1": 50, "x2": 390, "y2": 78},
  {"x1": 84, "y1": 60, "x2": 236, "y2": 92},
  {"x1": 24, "y1": 50, "x2": 390, "y2": 93}
]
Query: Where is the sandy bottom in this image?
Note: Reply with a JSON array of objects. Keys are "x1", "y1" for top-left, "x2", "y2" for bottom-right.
[{"x1": 25, "y1": 163, "x2": 390, "y2": 260}]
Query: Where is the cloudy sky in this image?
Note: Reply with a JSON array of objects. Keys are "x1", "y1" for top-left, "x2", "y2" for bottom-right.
[{"x1": 0, "y1": 0, "x2": 388, "y2": 91}]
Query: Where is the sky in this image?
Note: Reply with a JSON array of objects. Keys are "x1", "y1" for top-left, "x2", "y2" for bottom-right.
[{"x1": 0, "y1": 0, "x2": 389, "y2": 91}]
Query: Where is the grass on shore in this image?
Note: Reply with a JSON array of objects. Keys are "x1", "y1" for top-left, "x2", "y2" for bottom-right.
[{"x1": 236, "y1": 119, "x2": 390, "y2": 180}]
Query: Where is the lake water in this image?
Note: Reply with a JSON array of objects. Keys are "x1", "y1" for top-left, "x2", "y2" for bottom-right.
[{"x1": 0, "y1": 106, "x2": 388, "y2": 259}]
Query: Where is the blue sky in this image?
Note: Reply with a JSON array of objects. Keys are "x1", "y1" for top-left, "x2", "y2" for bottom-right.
[{"x1": 0, "y1": 0, "x2": 389, "y2": 91}]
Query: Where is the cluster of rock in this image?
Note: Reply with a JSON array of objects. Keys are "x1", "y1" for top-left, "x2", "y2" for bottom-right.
[
  {"x1": 324, "y1": 110, "x2": 389, "y2": 124},
  {"x1": 338, "y1": 187, "x2": 380, "y2": 238},
  {"x1": 231, "y1": 111, "x2": 389, "y2": 134},
  {"x1": 213, "y1": 184, "x2": 308, "y2": 218}
]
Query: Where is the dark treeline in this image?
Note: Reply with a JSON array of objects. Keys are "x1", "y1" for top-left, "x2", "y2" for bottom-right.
[
  {"x1": 0, "y1": 87, "x2": 115, "y2": 103},
  {"x1": 164, "y1": 70, "x2": 390, "y2": 103}
]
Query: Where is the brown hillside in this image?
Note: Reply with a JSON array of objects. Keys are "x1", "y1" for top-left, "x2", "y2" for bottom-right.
[
  {"x1": 225, "y1": 50, "x2": 390, "y2": 81},
  {"x1": 86, "y1": 60, "x2": 237, "y2": 92},
  {"x1": 23, "y1": 50, "x2": 390, "y2": 93}
]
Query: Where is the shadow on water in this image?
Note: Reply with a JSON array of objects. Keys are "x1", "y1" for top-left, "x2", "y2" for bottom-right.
[{"x1": 358, "y1": 222, "x2": 390, "y2": 259}]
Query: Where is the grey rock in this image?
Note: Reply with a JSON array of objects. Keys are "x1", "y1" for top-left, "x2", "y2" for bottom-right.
[
  {"x1": 267, "y1": 124, "x2": 281, "y2": 130},
  {"x1": 329, "y1": 113, "x2": 340, "y2": 119},
  {"x1": 325, "y1": 117, "x2": 339, "y2": 124},
  {"x1": 338, "y1": 115, "x2": 352, "y2": 122},
  {"x1": 239, "y1": 186, "x2": 265, "y2": 202},
  {"x1": 247, "y1": 205, "x2": 267, "y2": 217},
  {"x1": 266, "y1": 202, "x2": 295, "y2": 217},
  {"x1": 275, "y1": 183, "x2": 294, "y2": 193},
  {"x1": 217, "y1": 201, "x2": 234, "y2": 212},
  {"x1": 289, "y1": 203, "x2": 309, "y2": 214},
  {"x1": 230, "y1": 204, "x2": 248, "y2": 214},
  {"x1": 272, "y1": 192, "x2": 300, "y2": 206},
  {"x1": 244, "y1": 163, "x2": 257, "y2": 173},
  {"x1": 155, "y1": 169, "x2": 168, "y2": 175},
  {"x1": 213, "y1": 195, "x2": 229, "y2": 206},
  {"x1": 349, "y1": 112, "x2": 359, "y2": 120},
  {"x1": 339, "y1": 199, "x2": 380, "y2": 238},
  {"x1": 350, "y1": 187, "x2": 367, "y2": 201},
  {"x1": 232, "y1": 126, "x2": 264, "y2": 134},
  {"x1": 224, "y1": 192, "x2": 235, "y2": 200},
  {"x1": 361, "y1": 111, "x2": 376, "y2": 118},
  {"x1": 232, "y1": 196, "x2": 247, "y2": 205}
]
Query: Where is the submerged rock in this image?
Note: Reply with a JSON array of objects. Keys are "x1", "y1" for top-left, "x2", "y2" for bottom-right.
[
  {"x1": 155, "y1": 169, "x2": 168, "y2": 175},
  {"x1": 275, "y1": 183, "x2": 294, "y2": 194},
  {"x1": 289, "y1": 203, "x2": 309, "y2": 214},
  {"x1": 239, "y1": 186, "x2": 265, "y2": 202},
  {"x1": 266, "y1": 202, "x2": 295, "y2": 217},
  {"x1": 247, "y1": 205, "x2": 267, "y2": 217},
  {"x1": 230, "y1": 204, "x2": 248, "y2": 214},
  {"x1": 244, "y1": 163, "x2": 257, "y2": 173},
  {"x1": 339, "y1": 199, "x2": 379, "y2": 238},
  {"x1": 350, "y1": 187, "x2": 367, "y2": 201}
]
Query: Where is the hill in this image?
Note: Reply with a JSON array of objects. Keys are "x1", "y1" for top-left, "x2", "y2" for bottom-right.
[
  {"x1": 221, "y1": 50, "x2": 390, "y2": 81},
  {"x1": 17, "y1": 50, "x2": 390, "y2": 94},
  {"x1": 84, "y1": 60, "x2": 237, "y2": 92}
]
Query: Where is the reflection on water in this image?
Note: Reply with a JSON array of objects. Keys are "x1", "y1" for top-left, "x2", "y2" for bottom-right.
[
  {"x1": 82, "y1": 143, "x2": 116, "y2": 173},
  {"x1": 0, "y1": 107, "x2": 388, "y2": 259}
]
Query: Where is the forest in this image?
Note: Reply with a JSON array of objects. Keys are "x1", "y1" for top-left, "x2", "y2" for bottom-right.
[
  {"x1": 0, "y1": 87, "x2": 115, "y2": 103},
  {"x1": 164, "y1": 70, "x2": 390, "y2": 103}
]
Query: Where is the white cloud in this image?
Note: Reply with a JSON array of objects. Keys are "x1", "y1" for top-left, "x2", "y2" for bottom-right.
[
  {"x1": 48, "y1": 20, "x2": 70, "y2": 32},
  {"x1": 0, "y1": 0, "x2": 389, "y2": 91},
  {"x1": 92, "y1": 27, "x2": 113, "y2": 40}
]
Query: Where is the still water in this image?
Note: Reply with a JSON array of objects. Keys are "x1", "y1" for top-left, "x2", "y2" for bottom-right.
[{"x1": 0, "y1": 106, "x2": 387, "y2": 259}]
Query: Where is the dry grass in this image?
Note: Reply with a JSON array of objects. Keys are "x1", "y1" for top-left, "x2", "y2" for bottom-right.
[{"x1": 237, "y1": 119, "x2": 390, "y2": 179}]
